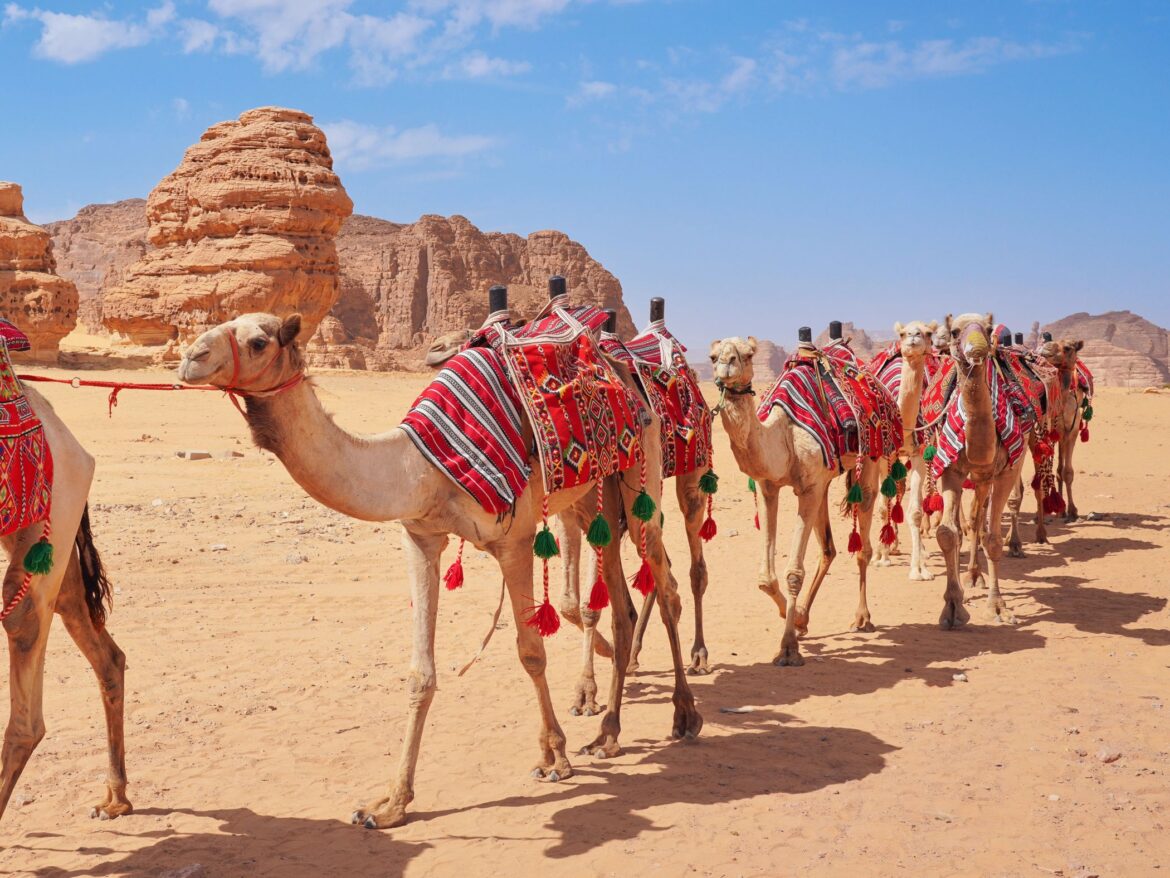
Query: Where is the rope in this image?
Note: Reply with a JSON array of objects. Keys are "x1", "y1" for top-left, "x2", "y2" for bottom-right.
[
  {"x1": 16, "y1": 374, "x2": 224, "y2": 417},
  {"x1": 0, "y1": 520, "x2": 51, "y2": 622}
]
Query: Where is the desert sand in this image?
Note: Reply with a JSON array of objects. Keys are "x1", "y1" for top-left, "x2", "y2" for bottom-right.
[{"x1": 2, "y1": 372, "x2": 1167, "y2": 877}]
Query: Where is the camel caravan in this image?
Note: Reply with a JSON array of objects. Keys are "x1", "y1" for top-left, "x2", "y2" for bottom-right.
[{"x1": 0, "y1": 288, "x2": 1096, "y2": 830}]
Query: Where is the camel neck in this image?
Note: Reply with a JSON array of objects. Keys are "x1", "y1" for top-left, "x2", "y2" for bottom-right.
[
  {"x1": 243, "y1": 381, "x2": 431, "y2": 522},
  {"x1": 718, "y1": 391, "x2": 791, "y2": 482},
  {"x1": 959, "y1": 360, "x2": 996, "y2": 467},
  {"x1": 898, "y1": 354, "x2": 926, "y2": 450}
]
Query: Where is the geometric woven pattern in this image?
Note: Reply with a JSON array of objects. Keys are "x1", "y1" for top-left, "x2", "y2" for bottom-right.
[{"x1": 0, "y1": 332, "x2": 53, "y2": 536}]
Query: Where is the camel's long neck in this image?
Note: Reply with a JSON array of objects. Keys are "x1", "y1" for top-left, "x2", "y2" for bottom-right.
[
  {"x1": 898, "y1": 354, "x2": 926, "y2": 451},
  {"x1": 718, "y1": 392, "x2": 792, "y2": 482},
  {"x1": 961, "y1": 361, "x2": 997, "y2": 466},
  {"x1": 244, "y1": 382, "x2": 433, "y2": 522}
]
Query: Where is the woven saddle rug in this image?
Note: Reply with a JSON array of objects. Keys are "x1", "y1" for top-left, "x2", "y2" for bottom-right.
[
  {"x1": 998, "y1": 347, "x2": 1062, "y2": 426},
  {"x1": 604, "y1": 322, "x2": 712, "y2": 480},
  {"x1": 1076, "y1": 360, "x2": 1094, "y2": 400},
  {"x1": 757, "y1": 345, "x2": 902, "y2": 472},
  {"x1": 866, "y1": 343, "x2": 943, "y2": 431},
  {"x1": 0, "y1": 321, "x2": 53, "y2": 536},
  {"x1": 921, "y1": 356, "x2": 1030, "y2": 479},
  {"x1": 482, "y1": 308, "x2": 646, "y2": 495}
]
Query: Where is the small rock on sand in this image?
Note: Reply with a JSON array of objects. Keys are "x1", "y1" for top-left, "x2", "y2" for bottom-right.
[
  {"x1": 176, "y1": 450, "x2": 213, "y2": 461},
  {"x1": 1096, "y1": 747, "x2": 1122, "y2": 764},
  {"x1": 953, "y1": 672, "x2": 968, "y2": 682}
]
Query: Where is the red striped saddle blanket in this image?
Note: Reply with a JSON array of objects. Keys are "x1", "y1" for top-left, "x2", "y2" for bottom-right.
[
  {"x1": 920, "y1": 356, "x2": 1030, "y2": 479},
  {"x1": 865, "y1": 343, "x2": 943, "y2": 430},
  {"x1": 1076, "y1": 360, "x2": 1094, "y2": 399},
  {"x1": 998, "y1": 347, "x2": 1062, "y2": 425},
  {"x1": 756, "y1": 344, "x2": 901, "y2": 471},
  {"x1": 600, "y1": 323, "x2": 712, "y2": 480},
  {"x1": 0, "y1": 321, "x2": 53, "y2": 536}
]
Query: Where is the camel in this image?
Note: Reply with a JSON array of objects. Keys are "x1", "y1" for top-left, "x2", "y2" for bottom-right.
[
  {"x1": 708, "y1": 336, "x2": 882, "y2": 667},
  {"x1": 1038, "y1": 336, "x2": 1088, "y2": 521},
  {"x1": 869, "y1": 320, "x2": 939, "y2": 581},
  {"x1": 178, "y1": 312, "x2": 702, "y2": 830},
  {"x1": 0, "y1": 388, "x2": 129, "y2": 823},
  {"x1": 930, "y1": 313, "x2": 1027, "y2": 628}
]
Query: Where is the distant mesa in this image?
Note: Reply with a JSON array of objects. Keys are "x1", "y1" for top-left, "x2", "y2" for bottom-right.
[
  {"x1": 1043, "y1": 310, "x2": 1170, "y2": 388},
  {"x1": 0, "y1": 181, "x2": 79, "y2": 363}
]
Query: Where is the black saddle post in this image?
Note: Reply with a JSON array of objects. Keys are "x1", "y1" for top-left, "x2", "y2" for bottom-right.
[
  {"x1": 1014, "y1": 332, "x2": 1024, "y2": 346},
  {"x1": 549, "y1": 275, "x2": 566, "y2": 300},
  {"x1": 650, "y1": 297, "x2": 665, "y2": 323},
  {"x1": 999, "y1": 327, "x2": 1013, "y2": 348},
  {"x1": 603, "y1": 309, "x2": 618, "y2": 334},
  {"x1": 1042, "y1": 331, "x2": 1053, "y2": 342},
  {"x1": 828, "y1": 320, "x2": 843, "y2": 340},
  {"x1": 798, "y1": 326, "x2": 813, "y2": 344},
  {"x1": 488, "y1": 284, "x2": 508, "y2": 314}
]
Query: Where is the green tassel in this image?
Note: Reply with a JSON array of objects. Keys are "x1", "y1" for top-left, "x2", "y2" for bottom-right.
[
  {"x1": 632, "y1": 490, "x2": 656, "y2": 522},
  {"x1": 533, "y1": 527, "x2": 559, "y2": 559},
  {"x1": 586, "y1": 513, "x2": 612, "y2": 548},
  {"x1": 659, "y1": 510, "x2": 665, "y2": 527},
  {"x1": 846, "y1": 482, "x2": 864, "y2": 505},
  {"x1": 890, "y1": 459, "x2": 908, "y2": 481},
  {"x1": 23, "y1": 539, "x2": 54, "y2": 575},
  {"x1": 880, "y1": 476, "x2": 898, "y2": 499},
  {"x1": 923, "y1": 444, "x2": 937, "y2": 463},
  {"x1": 698, "y1": 469, "x2": 719, "y2": 494},
  {"x1": 747, "y1": 477, "x2": 757, "y2": 493},
  {"x1": 1082, "y1": 404, "x2": 1093, "y2": 422}
]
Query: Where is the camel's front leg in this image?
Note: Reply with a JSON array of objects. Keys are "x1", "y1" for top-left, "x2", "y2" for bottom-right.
[
  {"x1": 792, "y1": 481, "x2": 836, "y2": 634},
  {"x1": 55, "y1": 556, "x2": 132, "y2": 821},
  {"x1": 555, "y1": 510, "x2": 604, "y2": 717},
  {"x1": 1005, "y1": 472, "x2": 1025, "y2": 558},
  {"x1": 1060, "y1": 430, "x2": 1079, "y2": 521},
  {"x1": 907, "y1": 457, "x2": 934, "y2": 580},
  {"x1": 965, "y1": 490, "x2": 987, "y2": 590},
  {"x1": 627, "y1": 585, "x2": 655, "y2": 674},
  {"x1": 985, "y1": 461, "x2": 1024, "y2": 624},
  {"x1": 353, "y1": 528, "x2": 445, "y2": 830},
  {"x1": 848, "y1": 463, "x2": 878, "y2": 632},
  {"x1": 756, "y1": 482, "x2": 786, "y2": 618},
  {"x1": 777, "y1": 486, "x2": 820, "y2": 666},
  {"x1": 936, "y1": 471, "x2": 970, "y2": 630},
  {"x1": 676, "y1": 470, "x2": 711, "y2": 675}
]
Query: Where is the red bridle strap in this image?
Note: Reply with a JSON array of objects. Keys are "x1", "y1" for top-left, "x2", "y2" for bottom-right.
[{"x1": 222, "y1": 330, "x2": 306, "y2": 415}]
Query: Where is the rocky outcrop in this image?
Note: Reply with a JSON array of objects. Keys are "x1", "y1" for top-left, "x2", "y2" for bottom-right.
[
  {"x1": 690, "y1": 338, "x2": 788, "y2": 384},
  {"x1": 100, "y1": 107, "x2": 352, "y2": 347},
  {"x1": 816, "y1": 322, "x2": 881, "y2": 361},
  {"x1": 0, "y1": 182, "x2": 79, "y2": 362},
  {"x1": 306, "y1": 213, "x2": 632, "y2": 370},
  {"x1": 1044, "y1": 311, "x2": 1169, "y2": 387},
  {"x1": 44, "y1": 199, "x2": 147, "y2": 331}
]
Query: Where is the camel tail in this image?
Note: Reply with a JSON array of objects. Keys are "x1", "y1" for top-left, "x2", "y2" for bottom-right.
[
  {"x1": 838, "y1": 470, "x2": 855, "y2": 518},
  {"x1": 75, "y1": 504, "x2": 113, "y2": 628}
]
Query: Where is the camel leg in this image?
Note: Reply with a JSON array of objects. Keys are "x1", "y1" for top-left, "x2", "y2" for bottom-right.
[
  {"x1": 1060, "y1": 431, "x2": 1079, "y2": 522},
  {"x1": 676, "y1": 470, "x2": 711, "y2": 675},
  {"x1": 556, "y1": 511, "x2": 603, "y2": 717},
  {"x1": 756, "y1": 482, "x2": 786, "y2": 619},
  {"x1": 353, "y1": 528, "x2": 445, "y2": 830},
  {"x1": 581, "y1": 478, "x2": 635, "y2": 758},
  {"x1": 627, "y1": 585, "x2": 655, "y2": 674},
  {"x1": 792, "y1": 482, "x2": 838, "y2": 634},
  {"x1": 55, "y1": 555, "x2": 132, "y2": 820},
  {"x1": 776, "y1": 486, "x2": 821, "y2": 667},
  {"x1": 936, "y1": 471, "x2": 971, "y2": 630},
  {"x1": 965, "y1": 491, "x2": 987, "y2": 590},
  {"x1": 851, "y1": 461, "x2": 878, "y2": 632},
  {"x1": 1005, "y1": 472, "x2": 1025, "y2": 558},
  {"x1": 874, "y1": 460, "x2": 893, "y2": 568},
  {"x1": 984, "y1": 463, "x2": 1021, "y2": 624},
  {"x1": 908, "y1": 457, "x2": 934, "y2": 580}
]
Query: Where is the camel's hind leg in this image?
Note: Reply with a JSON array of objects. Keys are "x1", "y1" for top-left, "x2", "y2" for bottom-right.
[
  {"x1": 353, "y1": 528, "x2": 444, "y2": 830},
  {"x1": 792, "y1": 482, "x2": 836, "y2": 635},
  {"x1": 55, "y1": 552, "x2": 131, "y2": 820},
  {"x1": 965, "y1": 491, "x2": 987, "y2": 590},
  {"x1": 1006, "y1": 472, "x2": 1025, "y2": 558},
  {"x1": 627, "y1": 585, "x2": 655, "y2": 674},
  {"x1": 1059, "y1": 430, "x2": 1080, "y2": 521},
  {"x1": 873, "y1": 459, "x2": 893, "y2": 568},
  {"x1": 907, "y1": 456, "x2": 934, "y2": 580},
  {"x1": 984, "y1": 460, "x2": 1023, "y2": 623},
  {"x1": 676, "y1": 469, "x2": 711, "y2": 675},
  {"x1": 936, "y1": 471, "x2": 971, "y2": 630},
  {"x1": 556, "y1": 509, "x2": 608, "y2": 717}
]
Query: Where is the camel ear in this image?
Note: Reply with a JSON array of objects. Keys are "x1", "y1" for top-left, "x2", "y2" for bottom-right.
[
  {"x1": 709, "y1": 340, "x2": 722, "y2": 359},
  {"x1": 944, "y1": 314, "x2": 954, "y2": 335},
  {"x1": 278, "y1": 313, "x2": 302, "y2": 346},
  {"x1": 984, "y1": 313, "x2": 995, "y2": 335},
  {"x1": 894, "y1": 321, "x2": 905, "y2": 337},
  {"x1": 745, "y1": 336, "x2": 758, "y2": 356},
  {"x1": 926, "y1": 320, "x2": 939, "y2": 335},
  {"x1": 1074, "y1": 339, "x2": 1084, "y2": 351}
]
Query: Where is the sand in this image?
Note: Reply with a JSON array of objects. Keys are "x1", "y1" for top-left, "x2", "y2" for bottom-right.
[{"x1": 2, "y1": 372, "x2": 1167, "y2": 878}]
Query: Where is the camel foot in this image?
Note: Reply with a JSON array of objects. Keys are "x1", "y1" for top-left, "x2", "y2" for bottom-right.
[
  {"x1": 671, "y1": 697, "x2": 704, "y2": 740},
  {"x1": 772, "y1": 643, "x2": 804, "y2": 667},
  {"x1": 851, "y1": 615, "x2": 876, "y2": 633},
  {"x1": 940, "y1": 598, "x2": 970, "y2": 630},
  {"x1": 965, "y1": 573, "x2": 986, "y2": 590},
  {"x1": 793, "y1": 608, "x2": 809, "y2": 638},
  {"x1": 89, "y1": 786, "x2": 133, "y2": 821},
  {"x1": 987, "y1": 601, "x2": 1017, "y2": 625},
  {"x1": 909, "y1": 568, "x2": 935, "y2": 582},
  {"x1": 352, "y1": 795, "x2": 409, "y2": 830},
  {"x1": 873, "y1": 558, "x2": 893, "y2": 568},
  {"x1": 625, "y1": 656, "x2": 641, "y2": 675},
  {"x1": 569, "y1": 680, "x2": 601, "y2": 717},
  {"x1": 1007, "y1": 542, "x2": 1025, "y2": 559},
  {"x1": 580, "y1": 736, "x2": 623, "y2": 759},
  {"x1": 1034, "y1": 529, "x2": 1048, "y2": 544},
  {"x1": 687, "y1": 649, "x2": 712, "y2": 676},
  {"x1": 530, "y1": 763, "x2": 573, "y2": 782},
  {"x1": 1064, "y1": 510, "x2": 1079, "y2": 523}
]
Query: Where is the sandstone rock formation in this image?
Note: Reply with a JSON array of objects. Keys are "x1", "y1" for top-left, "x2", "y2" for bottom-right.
[
  {"x1": 1044, "y1": 311, "x2": 1169, "y2": 388},
  {"x1": 45, "y1": 199, "x2": 148, "y2": 331},
  {"x1": 0, "y1": 182, "x2": 79, "y2": 362},
  {"x1": 100, "y1": 107, "x2": 352, "y2": 346},
  {"x1": 816, "y1": 321, "x2": 881, "y2": 360},
  {"x1": 689, "y1": 338, "x2": 788, "y2": 384}
]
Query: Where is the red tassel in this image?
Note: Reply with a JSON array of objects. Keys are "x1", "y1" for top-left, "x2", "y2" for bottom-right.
[
  {"x1": 890, "y1": 502, "x2": 904, "y2": 524},
  {"x1": 1032, "y1": 440, "x2": 1053, "y2": 461},
  {"x1": 1080, "y1": 425, "x2": 1089, "y2": 443},
  {"x1": 587, "y1": 575, "x2": 610, "y2": 611},
  {"x1": 880, "y1": 523, "x2": 896, "y2": 546},
  {"x1": 924, "y1": 494, "x2": 944, "y2": 514},
  {"x1": 1045, "y1": 490, "x2": 1066, "y2": 516},
  {"x1": 963, "y1": 478, "x2": 975, "y2": 490},
  {"x1": 1030, "y1": 472, "x2": 1042, "y2": 491},
  {"x1": 847, "y1": 529, "x2": 862, "y2": 553},
  {"x1": 699, "y1": 516, "x2": 717, "y2": 542},
  {"x1": 632, "y1": 558, "x2": 655, "y2": 596},
  {"x1": 1047, "y1": 428, "x2": 1061, "y2": 443},
  {"x1": 753, "y1": 512, "x2": 760, "y2": 530},
  {"x1": 443, "y1": 556, "x2": 464, "y2": 591},
  {"x1": 526, "y1": 599, "x2": 560, "y2": 637}
]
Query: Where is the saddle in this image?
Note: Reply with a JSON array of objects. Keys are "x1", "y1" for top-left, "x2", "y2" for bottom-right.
[{"x1": 0, "y1": 320, "x2": 53, "y2": 537}]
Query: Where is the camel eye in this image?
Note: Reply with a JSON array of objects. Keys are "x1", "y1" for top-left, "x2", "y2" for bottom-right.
[{"x1": 249, "y1": 337, "x2": 269, "y2": 353}]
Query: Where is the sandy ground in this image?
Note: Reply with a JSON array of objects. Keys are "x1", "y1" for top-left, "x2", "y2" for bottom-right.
[{"x1": 1, "y1": 371, "x2": 1167, "y2": 878}]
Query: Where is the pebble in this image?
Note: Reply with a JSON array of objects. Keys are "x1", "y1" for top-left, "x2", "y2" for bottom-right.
[
  {"x1": 151, "y1": 498, "x2": 164, "y2": 507},
  {"x1": 953, "y1": 672, "x2": 968, "y2": 682},
  {"x1": 210, "y1": 544, "x2": 229, "y2": 552},
  {"x1": 1048, "y1": 794, "x2": 1061, "y2": 801},
  {"x1": 176, "y1": 450, "x2": 212, "y2": 461},
  {"x1": 11, "y1": 789, "x2": 34, "y2": 807},
  {"x1": 1097, "y1": 747, "x2": 1122, "y2": 764},
  {"x1": 285, "y1": 553, "x2": 309, "y2": 565}
]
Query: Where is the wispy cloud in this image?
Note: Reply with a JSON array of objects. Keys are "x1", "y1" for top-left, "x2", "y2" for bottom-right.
[
  {"x1": 322, "y1": 119, "x2": 497, "y2": 170},
  {"x1": 445, "y1": 50, "x2": 531, "y2": 78},
  {"x1": 4, "y1": 1, "x2": 174, "y2": 63}
]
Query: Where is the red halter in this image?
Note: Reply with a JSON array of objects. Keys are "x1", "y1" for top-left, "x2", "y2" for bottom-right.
[{"x1": 223, "y1": 330, "x2": 306, "y2": 415}]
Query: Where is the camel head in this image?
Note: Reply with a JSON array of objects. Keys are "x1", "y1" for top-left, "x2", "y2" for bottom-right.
[
  {"x1": 178, "y1": 312, "x2": 305, "y2": 390},
  {"x1": 944, "y1": 313, "x2": 994, "y2": 367},
  {"x1": 709, "y1": 337, "x2": 757, "y2": 390},
  {"x1": 1040, "y1": 337, "x2": 1084, "y2": 371},
  {"x1": 894, "y1": 320, "x2": 938, "y2": 361},
  {"x1": 424, "y1": 330, "x2": 471, "y2": 369}
]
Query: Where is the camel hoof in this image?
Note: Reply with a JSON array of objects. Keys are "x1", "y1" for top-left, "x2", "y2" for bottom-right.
[
  {"x1": 363, "y1": 816, "x2": 379, "y2": 830},
  {"x1": 686, "y1": 663, "x2": 712, "y2": 676},
  {"x1": 626, "y1": 660, "x2": 640, "y2": 675},
  {"x1": 547, "y1": 770, "x2": 562, "y2": 783},
  {"x1": 568, "y1": 706, "x2": 582, "y2": 716},
  {"x1": 584, "y1": 706, "x2": 599, "y2": 717},
  {"x1": 1007, "y1": 544, "x2": 1025, "y2": 559},
  {"x1": 873, "y1": 558, "x2": 893, "y2": 568},
  {"x1": 530, "y1": 768, "x2": 545, "y2": 779},
  {"x1": 940, "y1": 602, "x2": 970, "y2": 630},
  {"x1": 351, "y1": 811, "x2": 364, "y2": 825},
  {"x1": 773, "y1": 651, "x2": 804, "y2": 667},
  {"x1": 909, "y1": 569, "x2": 935, "y2": 582},
  {"x1": 851, "y1": 620, "x2": 876, "y2": 633}
]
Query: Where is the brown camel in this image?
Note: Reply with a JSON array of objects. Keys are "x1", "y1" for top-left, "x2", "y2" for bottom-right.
[
  {"x1": 1, "y1": 389, "x2": 129, "y2": 823},
  {"x1": 179, "y1": 312, "x2": 701, "y2": 830},
  {"x1": 932, "y1": 313, "x2": 1026, "y2": 628},
  {"x1": 708, "y1": 337, "x2": 882, "y2": 667},
  {"x1": 1039, "y1": 337, "x2": 1088, "y2": 521}
]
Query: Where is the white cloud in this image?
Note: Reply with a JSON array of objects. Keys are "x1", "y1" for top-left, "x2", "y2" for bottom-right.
[
  {"x1": 414, "y1": 0, "x2": 573, "y2": 34},
  {"x1": 172, "y1": 97, "x2": 190, "y2": 118},
  {"x1": 179, "y1": 18, "x2": 219, "y2": 53},
  {"x1": 449, "y1": 50, "x2": 531, "y2": 78},
  {"x1": 322, "y1": 120, "x2": 496, "y2": 170},
  {"x1": 567, "y1": 79, "x2": 617, "y2": 105},
  {"x1": 4, "y1": 1, "x2": 174, "y2": 63},
  {"x1": 720, "y1": 56, "x2": 756, "y2": 93}
]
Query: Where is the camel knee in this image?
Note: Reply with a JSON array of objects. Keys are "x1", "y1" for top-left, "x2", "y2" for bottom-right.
[
  {"x1": 785, "y1": 570, "x2": 805, "y2": 597},
  {"x1": 936, "y1": 522, "x2": 958, "y2": 553},
  {"x1": 406, "y1": 670, "x2": 437, "y2": 708},
  {"x1": 519, "y1": 651, "x2": 547, "y2": 678},
  {"x1": 689, "y1": 558, "x2": 708, "y2": 598}
]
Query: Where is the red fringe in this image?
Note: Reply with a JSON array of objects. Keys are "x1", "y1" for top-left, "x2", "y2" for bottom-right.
[
  {"x1": 526, "y1": 599, "x2": 561, "y2": 637},
  {"x1": 1080, "y1": 425, "x2": 1089, "y2": 443},
  {"x1": 924, "y1": 494, "x2": 944, "y2": 514},
  {"x1": 632, "y1": 558, "x2": 655, "y2": 596},
  {"x1": 890, "y1": 502, "x2": 904, "y2": 524},
  {"x1": 1043, "y1": 489, "x2": 1066, "y2": 516},
  {"x1": 587, "y1": 575, "x2": 610, "y2": 611},
  {"x1": 962, "y1": 478, "x2": 975, "y2": 490},
  {"x1": 847, "y1": 529, "x2": 862, "y2": 553},
  {"x1": 879, "y1": 523, "x2": 896, "y2": 546},
  {"x1": 1032, "y1": 440, "x2": 1053, "y2": 461},
  {"x1": 753, "y1": 512, "x2": 760, "y2": 530},
  {"x1": 699, "y1": 516, "x2": 717, "y2": 542},
  {"x1": 1031, "y1": 472, "x2": 1042, "y2": 491},
  {"x1": 443, "y1": 556, "x2": 464, "y2": 591},
  {"x1": 1047, "y1": 428, "x2": 1062, "y2": 443}
]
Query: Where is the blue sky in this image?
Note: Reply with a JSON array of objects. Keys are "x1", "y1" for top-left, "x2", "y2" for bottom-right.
[{"x1": 2, "y1": 1, "x2": 1168, "y2": 348}]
